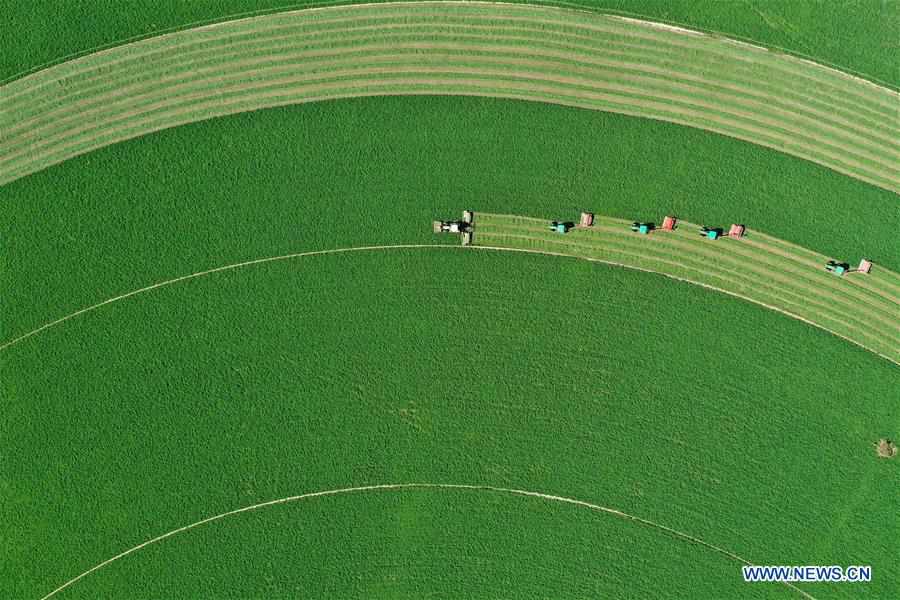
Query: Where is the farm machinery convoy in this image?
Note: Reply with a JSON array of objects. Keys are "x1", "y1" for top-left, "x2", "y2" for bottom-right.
[{"x1": 433, "y1": 210, "x2": 874, "y2": 277}]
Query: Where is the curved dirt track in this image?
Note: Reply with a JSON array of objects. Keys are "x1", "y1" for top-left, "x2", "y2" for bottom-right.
[
  {"x1": 2, "y1": 2, "x2": 898, "y2": 190},
  {"x1": 39, "y1": 482, "x2": 817, "y2": 600}
]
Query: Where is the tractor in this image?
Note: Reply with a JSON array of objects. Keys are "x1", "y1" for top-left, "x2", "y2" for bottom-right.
[
  {"x1": 699, "y1": 226, "x2": 723, "y2": 240},
  {"x1": 825, "y1": 260, "x2": 850, "y2": 276},
  {"x1": 631, "y1": 221, "x2": 655, "y2": 235},
  {"x1": 433, "y1": 210, "x2": 474, "y2": 235},
  {"x1": 550, "y1": 221, "x2": 573, "y2": 234}
]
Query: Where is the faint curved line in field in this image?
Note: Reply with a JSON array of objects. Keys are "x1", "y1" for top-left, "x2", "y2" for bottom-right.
[
  {"x1": 3, "y1": 244, "x2": 897, "y2": 367},
  {"x1": 38, "y1": 482, "x2": 818, "y2": 600},
  {"x1": 0, "y1": 244, "x2": 458, "y2": 351}
]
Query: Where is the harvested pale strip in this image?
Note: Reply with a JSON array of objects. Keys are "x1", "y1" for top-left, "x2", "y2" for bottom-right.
[
  {"x1": 474, "y1": 213, "x2": 900, "y2": 364},
  {"x1": 2, "y1": 2, "x2": 897, "y2": 191}
]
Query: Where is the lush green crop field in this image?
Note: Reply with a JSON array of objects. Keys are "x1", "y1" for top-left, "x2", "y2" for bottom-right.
[
  {"x1": 3, "y1": 96, "x2": 898, "y2": 347},
  {"x1": 3, "y1": 2, "x2": 898, "y2": 598},
  {"x1": 4, "y1": 249, "x2": 898, "y2": 599},
  {"x1": 3, "y1": 0, "x2": 897, "y2": 88},
  {"x1": 50, "y1": 488, "x2": 783, "y2": 599}
]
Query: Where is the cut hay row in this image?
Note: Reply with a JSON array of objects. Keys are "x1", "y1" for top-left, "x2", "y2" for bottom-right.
[
  {"x1": 486, "y1": 212, "x2": 900, "y2": 306},
  {"x1": 7, "y1": 20, "x2": 894, "y2": 142},
  {"x1": 482, "y1": 214, "x2": 900, "y2": 325},
  {"x1": 474, "y1": 213, "x2": 900, "y2": 363},
  {"x1": 2, "y1": 2, "x2": 897, "y2": 190},
  {"x1": 476, "y1": 216, "x2": 900, "y2": 356},
  {"x1": 483, "y1": 228, "x2": 894, "y2": 353},
  {"x1": 585, "y1": 222, "x2": 895, "y2": 320},
  {"x1": 1, "y1": 18, "x2": 893, "y2": 172}
]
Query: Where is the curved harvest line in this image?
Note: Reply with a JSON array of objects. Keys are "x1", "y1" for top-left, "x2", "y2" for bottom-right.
[{"x1": 37, "y1": 482, "x2": 818, "y2": 600}]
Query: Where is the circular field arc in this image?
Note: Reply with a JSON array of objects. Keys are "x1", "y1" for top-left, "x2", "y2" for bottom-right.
[
  {"x1": 2, "y1": 242, "x2": 897, "y2": 367},
  {"x1": 37, "y1": 482, "x2": 819, "y2": 600}
]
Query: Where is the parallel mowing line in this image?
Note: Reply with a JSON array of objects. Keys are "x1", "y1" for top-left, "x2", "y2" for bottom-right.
[
  {"x1": 7, "y1": 2, "x2": 892, "y2": 117},
  {"x1": 576, "y1": 223, "x2": 898, "y2": 321},
  {"x1": 476, "y1": 226, "x2": 896, "y2": 349},
  {"x1": 482, "y1": 214, "x2": 900, "y2": 308},
  {"x1": 738, "y1": 237, "x2": 899, "y2": 305},
  {"x1": 489, "y1": 215, "x2": 900, "y2": 315},
  {"x1": 6, "y1": 23, "x2": 892, "y2": 143},
  {"x1": 7, "y1": 23, "x2": 897, "y2": 145},
  {"x1": 6, "y1": 36, "x2": 893, "y2": 148},
  {"x1": 2, "y1": 3, "x2": 897, "y2": 190},
  {"x1": 10, "y1": 76, "x2": 886, "y2": 178},
  {"x1": 3, "y1": 28, "x2": 892, "y2": 155},
  {"x1": 487, "y1": 219, "x2": 897, "y2": 329},
  {"x1": 5, "y1": 65, "x2": 894, "y2": 181},
  {"x1": 6, "y1": 44, "x2": 895, "y2": 168},
  {"x1": 744, "y1": 231, "x2": 900, "y2": 298},
  {"x1": 477, "y1": 235, "x2": 898, "y2": 365},
  {"x1": 3, "y1": 74, "x2": 897, "y2": 192},
  {"x1": 475, "y1": 214, "x2": 899, "y2": 356},
  {"x1": 612, "y1": 219, "x2": 900, "y2": 301}
]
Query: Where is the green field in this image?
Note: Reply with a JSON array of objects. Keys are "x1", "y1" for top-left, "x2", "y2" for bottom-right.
[
  {"x1": 5, "y1": 250, "x2": 898, "y2": 598},
  {"x1": 3, "y1": 1, "x2": 899, "y2": 599}
]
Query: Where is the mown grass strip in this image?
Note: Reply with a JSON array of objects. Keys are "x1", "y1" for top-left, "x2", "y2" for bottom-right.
[
  {"x1": 6, "y1": 62, "x2": 895, "y2": 184},
  {"x1": 483, "y1": 213, "x2": 900, "y2": 314},
  {"x1": 500, "y1": 220, "x2": 900, "y2": 332},
  {"x1": 4, "y1": 75, "x2": 898, "y2": 193},
  {"x1": 5, "y1": 16, "x2": 892, "y2": 157},
  {"x1": 2, "y1": 2, "x2": 897, "y2": 190},
  {"x1": 475, "y1": 212, "x2": 900, "y2": 363},
  {"x1": 9, "y1": 2, "x2": 892, "y2": 114},
  {"x1": 6, "y1": 19, "x2": 896, "y2": 143},
  {"x1": 478, "y1": 226, "x2": 896, "y2": 351},
  {"x1": 7, "y1": 44, "x2": 895, "y2": 170},
  {"x1": 479, "y1": 232, "x2": 896, "y2": 364}
]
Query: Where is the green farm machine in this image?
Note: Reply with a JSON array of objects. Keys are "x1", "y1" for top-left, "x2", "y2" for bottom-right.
[
  {"x1": 631, "y1": 221, "x2": 655, "y2": 234},
  {"x1": 699, "y1": 226, "x2": 723, "y2": 240},
  {"x1": 825, "y1": 260, "x2": 850, "y2": 276}
]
